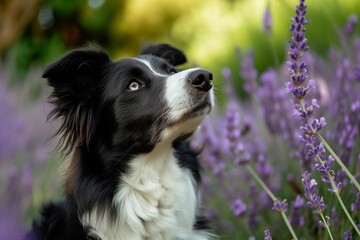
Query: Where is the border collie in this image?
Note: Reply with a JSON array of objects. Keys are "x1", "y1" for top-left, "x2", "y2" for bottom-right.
[{"x1": 28, "y1": 44, "x2": 214, "y2": 240}]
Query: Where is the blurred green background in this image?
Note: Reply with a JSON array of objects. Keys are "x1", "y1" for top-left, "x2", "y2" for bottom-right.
[
  {"x1": 1, "y1": 0, "x2": 360, "y2": 237},
  {"x1": 1, "y1": 0, "x2": 359, "y2": 94}
]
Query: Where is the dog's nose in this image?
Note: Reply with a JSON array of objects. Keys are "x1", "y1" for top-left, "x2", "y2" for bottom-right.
[{"x1": 187, "y1": 69, "x2": 213, "y2": 92}]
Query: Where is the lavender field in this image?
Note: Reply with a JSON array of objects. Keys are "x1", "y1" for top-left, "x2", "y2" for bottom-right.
[
  {"x1": 1, "y1": 0, "x2": 360, "y2": 239},
  {"x1": 194, "y1": 1, "x2": 360, "y2": 239}
]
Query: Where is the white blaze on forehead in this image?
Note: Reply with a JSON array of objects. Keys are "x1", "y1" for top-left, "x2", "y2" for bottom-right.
[
  {"x1": 165, "y1": 68, "x2": 203, "y2": 121},
  {"x1": 135, "y1": 58, "x2": 168, "y2": 77}
]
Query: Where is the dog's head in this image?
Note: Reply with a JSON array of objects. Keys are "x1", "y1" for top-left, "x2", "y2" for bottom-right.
[{"x1": 43, "y1": 44, "x2": 214, "y2": 155}]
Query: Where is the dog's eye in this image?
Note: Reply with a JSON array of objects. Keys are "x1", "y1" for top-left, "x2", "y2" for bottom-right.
[{"x1": 128, "y1": 81, "x2": 141, "y2": 91}]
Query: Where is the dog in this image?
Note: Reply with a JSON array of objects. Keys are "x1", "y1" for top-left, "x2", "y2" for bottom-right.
[{"x1": 28, "y1": 44, "x2": 215, "y2": 240}]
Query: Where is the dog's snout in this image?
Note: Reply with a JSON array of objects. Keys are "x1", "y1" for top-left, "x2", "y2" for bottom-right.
[{"x1": 187, "y1": 69, "x2": 213, "y2": 92}]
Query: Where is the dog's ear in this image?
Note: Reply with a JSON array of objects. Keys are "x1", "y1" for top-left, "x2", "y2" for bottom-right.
[
  {"x1": 42, "y1": 48, "x2": 111, "y2": 154},
  {"x1": 43, "y1": 48, "x2": 110, "y2": 93},
  {"x1": 141, "y1": 44, "x2": 187, "y2": 66}
]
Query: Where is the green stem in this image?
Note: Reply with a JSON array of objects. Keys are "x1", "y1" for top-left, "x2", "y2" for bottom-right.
[
  {"x1": 299, "y1": 99, "x2": 360, "y2": 192},
  {"x1": 280, "y1": 211, "x2": 299, "y2": 240},
  {"x1": 316, "y1": 155, "x2": 360, "y2": 238},
  {"x1": 245, "y1": 165, "x2": 299, "y2": 240},
  {"x1": 317, "y1": 133, "x2": 360, "y2": 192},
  {"x1": 334, "y1": 189, "x2": 360, "y2": 237},
  {"x1": 246, "y1": 165, "x2": 276, "y2": 201},
  {"x1": 319, "y1": 213, "x2": 334, "y2": 240}
]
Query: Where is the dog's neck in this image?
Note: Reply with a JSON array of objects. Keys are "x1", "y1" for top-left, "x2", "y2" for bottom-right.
[{"x1": 81, "y1": 138, "x2": 201, "y2": 240}]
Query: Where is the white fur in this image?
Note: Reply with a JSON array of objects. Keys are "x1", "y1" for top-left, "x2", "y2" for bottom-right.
[
  {"x1": 137, "y1": 58, "x2": 168, "y2": 77},
  {"x1": 165, "y1": 68, "x2": 205, "y2": 121},
  {"x1": 136, "y1": 58, "x2": 214, "y2": 124},
  {"x1": 82, "y1": 139, "x2": 211, "y2": 240}
]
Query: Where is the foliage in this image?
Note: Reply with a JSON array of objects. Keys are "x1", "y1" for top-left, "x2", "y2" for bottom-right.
[{"x1": 2, "y1": 0, "x2": 360, "y2": 90}]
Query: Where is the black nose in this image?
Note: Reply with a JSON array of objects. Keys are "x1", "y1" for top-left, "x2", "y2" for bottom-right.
[{"x1": 187, "y1": 69, "x2": 213, "y2": 92}]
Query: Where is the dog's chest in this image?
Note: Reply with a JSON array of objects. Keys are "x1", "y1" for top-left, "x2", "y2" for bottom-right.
[{"x1": 83, "y1": 153, "x2": 198, "y2": 240}]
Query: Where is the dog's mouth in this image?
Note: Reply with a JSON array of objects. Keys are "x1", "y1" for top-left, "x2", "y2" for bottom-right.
[
  {"x1": 167, "y1": 98, "x2": 212, "y2": 127},
  {"x1": 186, "y1": 101, "x2": 212, "y2": 118}
]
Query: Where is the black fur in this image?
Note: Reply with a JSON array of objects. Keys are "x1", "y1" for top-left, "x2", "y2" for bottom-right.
[
  {"x1": 27, "y1": 44, "x2": 211, "y2": 239},
  {"x1": 141, "y1": 43, "x2": 187, "y2": 66},
  {"x1": 44, "y1": 47, "x2": 111, "y2": 155}
]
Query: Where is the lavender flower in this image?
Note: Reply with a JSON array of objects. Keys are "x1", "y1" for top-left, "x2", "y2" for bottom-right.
[
  {"x1": 257, "y1": 70, "x2": 285, "y2": 135},
  {"x1": 290, "y1": 196, "x2": 305, "y2": 227},
  {"x1": 256, "y1": 69, "x2": 300, "y2": 150},
  {"x1": 286, "y1": 0, "x2": 310, "y2": 93},
  {"x1": 286, "y1": 0, "x2": 314, "y2": 114},
  {"x1": 344, "y1": 229, "x2": 353, "y2": 240},
  {"x1": 286, "y1": 0, "x2": 352, "y2": 199},
  {"x1": 0, "y1": 210, "x2": 26, "y2": 240},
  {"x1": 247, "y1": 185, "x2": 261, "y2": 230},
  {"x1": 355, "y1": 66, "x2": 360, "y2": 81},
  {"x1": 272, "y1": 199, "x2": 288, "y2": 212},
  {"x1": 301, "y1": 176, "x2": 333, "y2": 238},
  {"x1": 197, "y1": 120, "x2": 226, "y2": 176},
  {"x1": 264, "y1": 229, "x2": 272, "y2": 240},
  {"x1": 256, "y1": 155, "x2": 278, "y2": 199},
  {"x1": 302, "y1": 171, "x2": 327, "y2": 214},
  {"x1": 225, "y1": 106, "x2": 250, "y2": 165},
  {"x1": 193, "y1": 0, "x2": 360, "y2": 237},
  {"x1": 335, "y1": 99, "x2": 360, "y2": 168},
  {"x1": 330, "y1": 207, "x2": 339, "y2": 227},
  {"x1": 344, "y1": 15, "x2": 358, "y2": 38},
  {"x1": 285, "y1": 0, "x2": 332, "y2": 174},
  {"x1": 222, "y1": 68, "x2": 238, "y2": 103},
  {"x1": 263, "y1": 5, "x2": 272, "y2": 34},
  {"x1": 351, "y1": 193, "x2": 360, "y2": 212},
  {"x1": 314, "y1": 155, "x2": 335, "y2": 185},
  {"x1": 0, "y1": 81, "x2": 28, "y2": 161},
  {"x1": 0, "y1": 67, "x2": 62, "y2": 240},
  {"x1": 231, "y1": 198, "x2": 247, "y2": 217},
  {"x1": 240, "y1": 49, "x2": 257, "y2": 94},
  {"x1": 329, "y1": 50, "x2": 360, "y2": 169},
  {"x1": 299, "y1": 134, "x2": 343, "y2": 193}
]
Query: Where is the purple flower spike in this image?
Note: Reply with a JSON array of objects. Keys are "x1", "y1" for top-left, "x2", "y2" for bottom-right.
[
  {"x1": 286, "y1": 0, "x2": 315, "y2": 115},
  {"x1": 225, "y1": 106, "x2": 251, "y2": 165},
  {"x1": 222, "y1": 68, "x2": 238, "y2": 102},
  {"x1": 272, "y1": 199, "x2": 288, "y2": 212},
  {"x1": 290, "y1": 195, "x2": 305, "y2": 227},
  {"x1": 263, "y1": 5, "x2": 272, "y2": 34},
  {"x1": 302, "y1": 171, "x2": 327, "y2": 214},
  {"x1": 351, "y1": 192, "x2": 360, "y2": 212},
  {"x1": 344, "y1": 14, "x2": 358, "y2": 38},
  {"x1": 344, "y1": 229, "x2": 353, "y2": 240},
  {"x1": 231, "y1": 199, "x2": 247, "y2": 217},
  {"x1": 286, "y1": 0, "x2": 342, "y2": 193},
  {"x1": 240, "y1": 49, "x2": 258, "y2": 94},
  {"x1": 286, "y1": 0, "x2": 328, "y2": 157},
  {"x1": 226, "y1": 107, "x2": 241, "y2": 142},
  {"x1": 264, "y1": 229, "x2": 272, "y2": 240},
  {"x1": 300, "y1": 117, "x2": 326, "y2": 135},
  {"x1": 354, "y1": 66, "x2": 360, "y2": 81}
]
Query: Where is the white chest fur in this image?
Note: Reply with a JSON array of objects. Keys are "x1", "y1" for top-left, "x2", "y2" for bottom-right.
[{"x1": 82, "y1": 143, "x2": 210, "y2": 240}]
